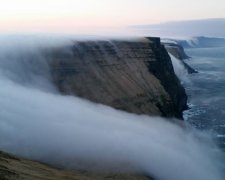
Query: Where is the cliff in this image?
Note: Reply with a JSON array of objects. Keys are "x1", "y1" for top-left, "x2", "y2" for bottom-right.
[
  {"x1": 162, "y1": 42, "x2": 189, "y2": 60},
  {"x1": 163, "y1": 42, "x2": 197, "y2": 74},
  {"x1": 49, "y1": 37, "x2": 187, "y2": 119}
]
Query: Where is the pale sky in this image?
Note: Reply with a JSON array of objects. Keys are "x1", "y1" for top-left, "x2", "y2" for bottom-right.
[{"x1": 0, "y1": 0, "x2": 225, "y2": 33}]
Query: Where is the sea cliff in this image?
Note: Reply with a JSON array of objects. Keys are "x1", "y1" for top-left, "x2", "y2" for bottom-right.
[
  {"x1": 49, "y1": 37, "x2": 187, "y2": 119},
  {"x1": 162, "y1": 42, "x2": 198, "y2": 74}
]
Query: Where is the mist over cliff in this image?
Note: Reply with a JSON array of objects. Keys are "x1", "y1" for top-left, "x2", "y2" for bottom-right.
[{"x1": 0, "y1": 35, "x2": 224, "y2": 180}]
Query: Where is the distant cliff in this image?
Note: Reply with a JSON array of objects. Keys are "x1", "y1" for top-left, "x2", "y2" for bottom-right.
[
  {"x1": 162, "y1": 42, "x2": 189, "y2": 60},
  {"x1": 164, "y1": 36, "x2": 225, "y2": 49},
  {"x1": 48, "y1": 37, "x2": 187, "y2": 119},
  {"x1": 163, "y1": 42, "x2": 197, "y2": 74}
]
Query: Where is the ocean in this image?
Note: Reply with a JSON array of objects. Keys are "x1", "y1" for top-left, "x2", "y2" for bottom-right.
[{"x1": 184, "y1": 47, "x2": 225, "y2": 150}]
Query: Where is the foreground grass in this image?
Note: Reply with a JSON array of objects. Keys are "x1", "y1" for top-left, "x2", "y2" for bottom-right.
[{"x1": 0, "y1": 151, "x2": 152, "y2": 180}]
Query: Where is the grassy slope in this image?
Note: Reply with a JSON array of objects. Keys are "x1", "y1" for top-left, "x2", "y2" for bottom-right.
[{"x1": 0, "y1": 151, "x2": 152, "y2": 180}]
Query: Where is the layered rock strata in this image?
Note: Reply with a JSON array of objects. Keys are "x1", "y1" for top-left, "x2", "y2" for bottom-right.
[{"x1": 49, "y1": 37, "x2": 187, "y2": 118}]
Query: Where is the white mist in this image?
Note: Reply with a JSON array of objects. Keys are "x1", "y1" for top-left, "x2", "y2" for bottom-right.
[{"x1": 0, "y1": 35, "x2": 224, "y2": 180}]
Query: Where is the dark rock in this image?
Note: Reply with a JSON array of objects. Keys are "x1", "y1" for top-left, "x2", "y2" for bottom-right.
[
  {"x1": 146, "y1": 38, "x2": 188, "y2": 118},
  {"x1": 182, "y1": 62, "x2": 198, "y2": 74}
]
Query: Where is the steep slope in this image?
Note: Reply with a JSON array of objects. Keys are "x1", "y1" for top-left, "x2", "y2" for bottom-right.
[
  {"x1": 49, "y1": 37, "x2": 187, "y2": 118},
  {"x1": 130, "y1": 19, "x2": 225, "y2": 37}
]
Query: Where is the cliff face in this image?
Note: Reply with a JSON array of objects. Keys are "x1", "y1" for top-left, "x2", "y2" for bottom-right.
[
  {"x1": 0, "y1": 37, "x2": 188, "y2": 180},
  {"x1": 145, "y1": 38, "x2": 188, "y2": 117},
  {"x1": 49, "y1": 37, "x2": 187, "y2": 119}
]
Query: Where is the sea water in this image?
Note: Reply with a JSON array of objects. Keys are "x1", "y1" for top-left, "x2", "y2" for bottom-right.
[{"x1": 184, "y1": 47, "x2": 225, "y2": 149}]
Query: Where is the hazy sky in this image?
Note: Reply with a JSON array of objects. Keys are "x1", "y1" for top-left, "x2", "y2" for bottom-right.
[{"x1": 0, "y1": 0, "x2": 225, "y2": 33}]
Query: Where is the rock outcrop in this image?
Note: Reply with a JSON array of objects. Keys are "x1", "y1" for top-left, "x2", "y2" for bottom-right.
[{"x1": 49, "y1": 37, "x2": 187, "y2": 119}]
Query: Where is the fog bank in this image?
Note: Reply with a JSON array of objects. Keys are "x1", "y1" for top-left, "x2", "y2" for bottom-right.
[{"x1": 169, "y1": 53, "x2": 190, "y2": 84}]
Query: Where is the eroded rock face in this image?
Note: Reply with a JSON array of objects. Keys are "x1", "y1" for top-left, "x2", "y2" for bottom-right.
[
  {"x1": 145, "y1": 38, "x2": 188, "y2": 118},
  {"x1": 48, "y1": 37, "x2": 187, "y2": 119}
]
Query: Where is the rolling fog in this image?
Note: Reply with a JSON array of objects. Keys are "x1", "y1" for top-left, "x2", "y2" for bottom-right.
[
  {"x1": 0, "y1": 35, "x2": 224, "y2": 180},
  {"x1": 169, "y1": 53, "x2": 190, "y2": 84}
]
